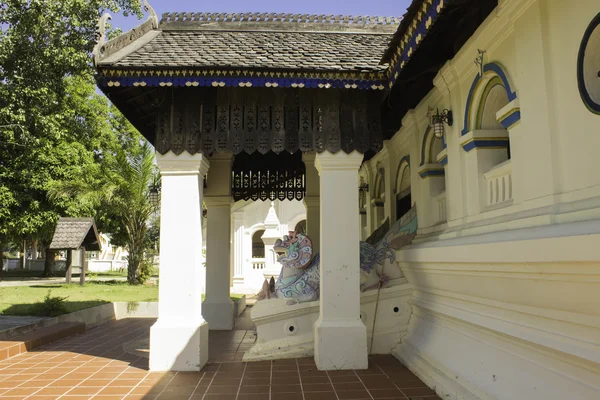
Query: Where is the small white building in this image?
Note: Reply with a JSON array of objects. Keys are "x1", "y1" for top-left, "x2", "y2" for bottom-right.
[{"x1": 230, "y1": 200, "x2": 306, "y2": 294}]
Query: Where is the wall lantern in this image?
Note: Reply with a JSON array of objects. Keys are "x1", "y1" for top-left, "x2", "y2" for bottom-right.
[
  {"x1": 149, "y1": 186, "x2": 160, "y2": 207},
  {"x1": 428, "y1": 107, "x2": 453, "y2": 139}
]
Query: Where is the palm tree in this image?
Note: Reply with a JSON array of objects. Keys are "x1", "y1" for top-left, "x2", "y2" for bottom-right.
[{"x1": 49, "y1": 141, "x2": 159, "y2": 284}]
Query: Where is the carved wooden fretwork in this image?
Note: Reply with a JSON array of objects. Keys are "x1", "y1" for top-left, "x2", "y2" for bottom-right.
[
  {"x1": 232, "y1": 151, "x2": 305, "y2": 202},
  {"x1": 154, "y1": 87, "x2": 383, "y2": 156}
]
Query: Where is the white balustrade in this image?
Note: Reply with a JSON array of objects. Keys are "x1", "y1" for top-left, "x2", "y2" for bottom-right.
[
  {"x1": 434, "y1": 191, "x2": 447, "y2": 223},
  {"x1": 484, "y1": 160, "x2": 513, "y2": 206},
  {"x1": 251, "y1": 258, "x2": 266, "y2": 270}
]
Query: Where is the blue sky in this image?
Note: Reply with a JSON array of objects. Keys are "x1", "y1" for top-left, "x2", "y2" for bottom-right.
[{"x1": 110, "y1": 0, "x2": 412, "y2": 32}]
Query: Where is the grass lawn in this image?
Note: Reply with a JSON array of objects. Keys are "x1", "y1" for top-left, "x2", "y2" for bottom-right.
[{"x1": 0, "y1": 281, "x2": 245, "y2": 317}]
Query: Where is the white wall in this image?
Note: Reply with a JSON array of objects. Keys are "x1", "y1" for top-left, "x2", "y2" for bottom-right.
[{"x1": 361, "y1": 0, "x2": 600, "y2": 399}]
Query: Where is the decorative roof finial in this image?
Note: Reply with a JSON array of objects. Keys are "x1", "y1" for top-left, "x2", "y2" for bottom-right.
[
  {"x1": 474, "y1": 49, "x2": 486, "y2": 77},
  {"x1": 143, "y1": 0, "x2": 159, "y2": 28},
  {"x1": 92, "y1": 13, "x2": 112, "y2": 66}
]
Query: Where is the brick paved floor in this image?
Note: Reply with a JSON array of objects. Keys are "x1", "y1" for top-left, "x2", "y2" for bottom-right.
[{"x1": 0, "y1": 318, "x2": 440, "y2": 400}]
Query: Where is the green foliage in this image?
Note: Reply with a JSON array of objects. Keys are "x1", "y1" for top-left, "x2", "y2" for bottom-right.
[
  {"x1": 33, "y1": 290, "x2": 68, "y2": 317},
  {"x1": 0, "y1": 0, "x2": 152, "y2": 277}
]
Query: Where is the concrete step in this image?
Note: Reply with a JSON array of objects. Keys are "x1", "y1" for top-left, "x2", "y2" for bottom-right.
[{"x1": 0, "y1": 322, "x2": 85, "y2": 361}]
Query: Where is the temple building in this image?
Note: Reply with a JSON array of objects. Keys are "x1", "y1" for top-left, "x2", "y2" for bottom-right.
[{"x1": 94, "y1": 0, "x2": 600, "y2": 399}]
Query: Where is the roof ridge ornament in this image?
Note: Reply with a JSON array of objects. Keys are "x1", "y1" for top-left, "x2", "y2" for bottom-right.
[
  {"x1": 143, "y1": 0, "x2": 159, "y2": 29},
  {"x1": 159, "y1": 12, "x2": 401, "y2": 26},
  {"x1": 92, "y1": 13, "x2": 112, "y2": 67}
]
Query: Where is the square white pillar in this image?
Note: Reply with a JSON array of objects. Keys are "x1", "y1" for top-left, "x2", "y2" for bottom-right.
[
  {"x1": 303, "y1": 152, "x2": 321, "y2": 254},
  {"x1": 203, "y1": 198, "x2": 234, "y2": 330},
  {"x1": 314, "y1": 150, "x2": 368, "y2": 370},
  {"x1": 150, "y1": 152, "x2": 209, "y2": 371},
  {"x1": 203, "y1": 153, "x2": 234, "y2": 330},
  {"x1": 232, "y1": 211, "x2": 245, "y2": 288}
]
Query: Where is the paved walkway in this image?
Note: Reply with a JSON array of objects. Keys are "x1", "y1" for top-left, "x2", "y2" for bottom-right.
[{"x1": 0, "y1": 318, "x2": 440, "y2": 400}]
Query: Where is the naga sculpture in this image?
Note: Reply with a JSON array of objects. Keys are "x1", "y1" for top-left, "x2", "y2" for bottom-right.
[{"x1": 261, "y1": 206, "x2": 417, "y2": 305}]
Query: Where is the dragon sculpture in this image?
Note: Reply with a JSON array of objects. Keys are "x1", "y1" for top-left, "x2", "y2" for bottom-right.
[{"x1": 260, "y1": 206, "x2": 418, "y2": 305}]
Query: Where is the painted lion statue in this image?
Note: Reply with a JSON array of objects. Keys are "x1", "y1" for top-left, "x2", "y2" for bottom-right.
[{"x1": 257, "y1": 206, "x2": 418, "y2": 305}]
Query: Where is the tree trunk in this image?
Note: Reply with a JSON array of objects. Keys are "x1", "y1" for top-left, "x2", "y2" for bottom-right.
[
  {"x1": 42, "y1": 248, "x2": 56, "y2": 277},
  {"x1": 0, "y1": 238, "x2": 4, "y2": 282},
  {"x1": 20, "y1": 238, "x2": 26, "y2": 270},
  {"x1": 127, "y1": 243, "x2": 141, "y2": 284}
]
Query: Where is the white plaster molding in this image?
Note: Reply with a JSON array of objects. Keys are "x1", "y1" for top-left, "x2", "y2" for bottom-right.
[
  {"x1": 156, "y1": 151, "x2": 209, "y2": 176},
  {"x1": 484, "y1": 159, "x2": 512, "y2": 181},
  {"x1": 399, "y1": 227, "x2": 600, "y2": 263},
  {"x1": 314, "y1": 150, "x2": 363, "y2": 173},
  {"x1": 460, "y1": 129, "x2": 510, "y2": 147},
  {"x1": 433, "y1": 60, "x2": 461, "y2": 95}
]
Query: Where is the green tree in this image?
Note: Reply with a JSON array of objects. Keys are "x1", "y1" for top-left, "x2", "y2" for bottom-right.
[
  {"x1": 0, "y1": 0, "x2": 143, "y2": 275},
  {"x1": 50, "y1": 140, "x2": 159, "y2": 284}
]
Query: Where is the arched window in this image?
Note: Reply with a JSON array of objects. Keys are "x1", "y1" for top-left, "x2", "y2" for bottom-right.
[
  {"x1": 395, "y1": 157, "x2": 412, "y2": 221},
  {"x1": 372, "y1": 168, "x2": 386, "y2": 226},
  {"x1": 251, "y1": 230, "x2": 265, "y2": 258}
]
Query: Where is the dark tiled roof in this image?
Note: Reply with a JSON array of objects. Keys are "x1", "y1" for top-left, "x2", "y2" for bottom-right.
[
  {"x1": 49, "y1": 218, "x2": 101, "y2": 251},
  {"x1": 108, "y1": 30, "x2": 392, "y2": 72}
]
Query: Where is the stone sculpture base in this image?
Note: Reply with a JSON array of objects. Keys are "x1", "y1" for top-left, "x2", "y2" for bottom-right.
[{"x1": 245, "y1": 281, "x2": 412, "y2": 362}]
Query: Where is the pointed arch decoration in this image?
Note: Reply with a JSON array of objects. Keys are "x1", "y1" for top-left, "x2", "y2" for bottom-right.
[
  {"x1": 394, "y1": 155, "x2": 411, "y2": 195},
  {"x1": 461, "y1": 62, "x2": 518, "y2": 136}
]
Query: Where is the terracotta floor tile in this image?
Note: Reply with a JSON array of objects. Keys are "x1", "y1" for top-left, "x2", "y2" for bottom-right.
[
  {"x1": 97, "y1": 386, "x2": 135, "y2": 395},
  {"x1": 301, "y1": 376, "x2": 331, "y2": 384},
  {"x1": 334, "y1": 382, "x2": 367, "y2": 391},
  {"x1": 242, "y1": 377, "x2": 271, "y2": 385},
  {"x1": 2, "y1": 386, "x2": 40, "y2": 396},
  {"x1": 161, "y1": 385, "x2": 198, "y2": 395},
  {"x1": 401, "y1": 387, "x2": 437, "y2": 397},
  {"x1": 16, "y1": 379, "x2": 54, "y2": 388},
  {"x1": 394, "y1": 379, "x2": 429, "y2": 389},
  {"x1": 370, "y1": 388, "x2": 406, "y2": 399},
  {"x1": 66, "y1": 386, "x2": 104, "y2": 395},
  {"x1": 336, "y1": 389, "x2": 372, "y2": 399},
  {"x1": 78, "y1": 379, "x2": 114, "y2": 387},
  {"x1": 271, "y1": 383, "x2": 302, "y2": 393},
  {"x1": 303, "y1": 392, "x2": 339, "y2": 400},
  {"x1": 271, "y1": 393, "x2": 304, "y2": 400},
  {"x1": 206, "y1": 385, "x2": 239, "y2": 395},
  {"x1": 111, "y1": 378, "x2": 144, "y2": 386},
  {"x1": 303, "y1": 383, "x2": 335, "y2": 392},
  {"x1": 237, "y1": 394, "x2": 270, "y2": 400},
  {"x1": 238, "y1": 384, "x2": 270, "y2": 394},
  {"x1": 35, "y1": 386, "x2": 72, "y2": 395},
  {"x1": 330, "y1": 374, "x2": 361, "y2": 383},
  {"x1": 203, "y1": 395, "x2": 237, "y2": 400}
]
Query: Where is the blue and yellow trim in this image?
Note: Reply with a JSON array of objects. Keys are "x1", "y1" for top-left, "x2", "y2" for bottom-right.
[
  {"x1": 439, "y1": 154, "x2": 448, "y2": 166},
  {"x1": 419, "y1": 167, "x2": 445, "y2": 179},
  {"x1": 461, "y1": 137, "x2": 509, "y2": 152},
  {"x1": 387, "y1": 0, "x2": 446, "y2": 87},
  {"x1": 98, "y1": 69, "x2": 387, "y2": 91},
  {"x1": 498, "y1": 108, "x2": 521, "y2": 130},
  {"x1": 461, "y1": 63, "x2": 518, "y2": 135}
]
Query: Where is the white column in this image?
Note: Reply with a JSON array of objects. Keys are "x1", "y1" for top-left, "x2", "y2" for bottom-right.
[
  {"x1": 302, "y1": 152, "x2": 320, "y2": 254},
  {"x1": 314, "y1": 150, "x2": 368, "y2": 370},
  {"x1": 261, "y1": 201, "x2": 282, "y2": 280},
  {"x1": 150, "y1": 152, "x2": 209, "y2": 371},
  {"x1": 232, "y1": 212, "x2": 245, "y2": 288},
  {"x1": 203, "y1": 153, "x2": 234, "y2": 330}
]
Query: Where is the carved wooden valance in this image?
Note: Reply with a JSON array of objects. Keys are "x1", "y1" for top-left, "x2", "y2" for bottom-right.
[
  {"x1": 232, "y1": 151, "x2": 305, "y2": 202},
  {"x1": 154, "y1": 87, "x2": 383, "y2": 156}
]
